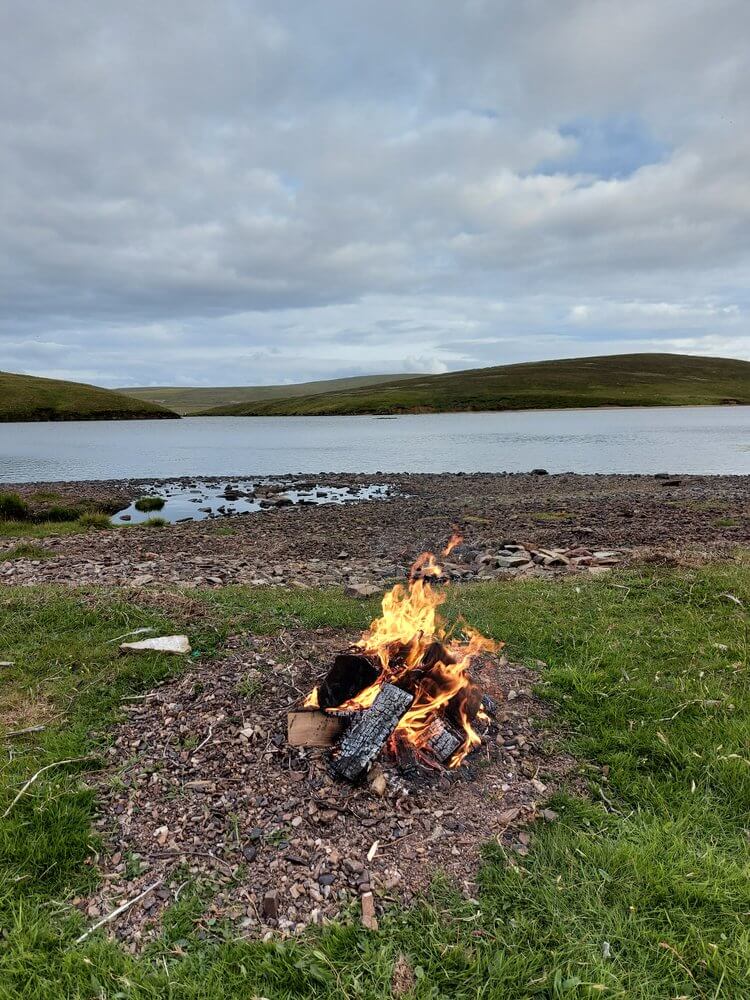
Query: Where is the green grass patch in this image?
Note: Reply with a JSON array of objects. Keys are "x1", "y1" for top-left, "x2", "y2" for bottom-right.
[
  {"x1": 0, "y1": 492, "x2": 30, "y2": 520},
  {"x1": 134, "y1": 496, "x2": 165, "y2": 512},
  {"x1": 0, "y1": 369, "x2": 178, "y2": 422},
  {"x1": 196, "y1": 352, "x2": 750, "y2": 415},
  {"x1": 0, "y1": 543, "x2": 54, "y2": 562},
  {"x1": 715, "y1": 517, "x2": 741, "y2": 528},
  {"x1": 139, "y1": 516, "x2": 168, "y2": 528},
  {"x1": 529, "y1": 510, "x2": 571, "y2": 522},
  {"x1": 0, "y1": 566, "x2": 747, "y2": 997},
  {"x1": 76, "y1": 512, "x2": 113, "y2": 530}
]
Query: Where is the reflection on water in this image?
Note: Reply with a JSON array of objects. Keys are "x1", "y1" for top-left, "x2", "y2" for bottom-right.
[{"x1": 1, "y1": 407, "x2": 749, "y2": 482}]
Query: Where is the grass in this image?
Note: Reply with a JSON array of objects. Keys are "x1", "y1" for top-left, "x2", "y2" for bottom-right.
[
  {"x1": 139, "y1": 516, "x2": 168, "y2": 527},
  {"x1": 0, "y1": 492, "x2": 30, "y2": 520},
  {"x1": 196, "y1": 352, "x2": 750, "y2": 416},
  {"x1": 134, "y1": 496, "x2": 165, "y2": 513},
  {"x1": 0, "y1": 543, "x2": 54, "y2": 562},
  {"x1": 0, "y1": 565, "x2": 748, "y2": 997},
  {"x1": 0, "y1": 370, "x2": 179, "y2": 422},
  {"x1": 529, "y1": 510, "x2": 572, "y2": 522},
  {"x1": 119, "y1": 374, "x2": 421, "y2": 415}
]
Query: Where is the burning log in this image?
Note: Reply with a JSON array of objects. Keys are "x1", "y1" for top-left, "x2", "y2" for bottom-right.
[
  {"x1": 317, "y1": 653, "x2": 379, "y2": 710},
  {"x1": 332, "y1": 684, "x2": 413, "y2": 781},
  {"x1": 287, "y1": 710, "x2": 346, "y2": 748},
  {"x1": 424, "y1": 717, "x2": 463, "y2": 764}
]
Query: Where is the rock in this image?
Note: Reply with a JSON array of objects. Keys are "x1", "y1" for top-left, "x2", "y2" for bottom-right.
[
  {"x1": 361, "y1": 890, "x2": 378, "y2": 931},
  {"x1": 0, "y1": 662, "x2": 14, "y2": 668},
  {"x1": 496, "y1": 554, "x2": 531, "y2": 568},
  {"x1": 345, "y1": 582, "x2": 381, "y2": 599},
  {"x1": 131, "y1": 574, "x2": 154, "y2": 586},
  {"x1": 262, "y1": 889, "x2": 279, "y2": 919},
  {"x1": 119, "y1": 635, "x2": 191, "y2": 655},
  {"x1": 531, "y1": 468, "x2": 549, "y2": 475}
]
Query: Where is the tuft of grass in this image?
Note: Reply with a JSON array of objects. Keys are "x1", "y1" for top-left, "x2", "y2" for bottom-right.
[
  {"x1": 0, "y1": 492, "x2": 30, "y2": 520},
  {"x1": 715, "y1": 516, "x2": 740, "y2": 528},
  {"x1": 0, "y1": 565, "x2": 747, "y2": 997},
  {"x1": 77, "y1": 512, "x2": 112, "y2": 530},
  {"x1": 134, "y1": 496, "x2": 165, "y2": 512},
  {"x1": 42, "y1": 504, "x2": 83, "y2": 522},
  {"x1": 140, "y1": 516, "x2": 168, "y2": 528},
  {"x1": 529, "y1": 510, "x2": 571, "y2": 522},
  {"x1": 0, "y1": 543, "x2": 54, "y2": 562}
]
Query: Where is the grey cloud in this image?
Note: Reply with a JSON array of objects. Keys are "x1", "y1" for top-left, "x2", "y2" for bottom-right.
[{"x1": 1, "y1": 0, "x2": 749, "y2": 386}]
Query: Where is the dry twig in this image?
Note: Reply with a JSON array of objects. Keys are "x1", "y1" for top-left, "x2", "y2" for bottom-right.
[
  {"x1": 75, "y1": 880, "x2": 163, "y2": 944},
  {"x1": 2, "y1": 756, "x2": 93, "y2": 819}
]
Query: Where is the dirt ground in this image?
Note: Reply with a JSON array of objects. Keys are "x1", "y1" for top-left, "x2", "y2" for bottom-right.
[{"x1": 81, "y1": 627, "x2": 575, "y2": 947}]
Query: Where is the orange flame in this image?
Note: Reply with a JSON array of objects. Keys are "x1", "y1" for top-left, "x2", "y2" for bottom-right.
[
  {"x1": 328, "y1": 545, "x2": 502, "y2": 767},
  {"x1": 442, "y1": 531, "x2": 463, "y2": 557}
]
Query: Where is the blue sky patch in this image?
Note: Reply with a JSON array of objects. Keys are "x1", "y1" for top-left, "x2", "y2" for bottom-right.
[{"x1": 539, "y1": 115, "x2": 669, "y2": 180}]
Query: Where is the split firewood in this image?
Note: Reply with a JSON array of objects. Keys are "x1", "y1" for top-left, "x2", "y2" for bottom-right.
[
  {"x1": 332, "y1": 683, "x2": 413, "y2": 781},
  {"x1": 287, "y1": 710, "x2": 346, "y2": 747},
  {"x1": 317, "y1": 652, "x2": 379, "y2": 709}
]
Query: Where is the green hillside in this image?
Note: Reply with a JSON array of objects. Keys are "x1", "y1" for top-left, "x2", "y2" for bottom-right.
[
  {"x1": 121, "y1": 373, "x2": 420, "y2": 415},
  {"x1": 0, "y1": 371, "x2": 179, "y2": 422},
  {"x1": 195, "y1": 353, "x2": 750, "y2": 416}
]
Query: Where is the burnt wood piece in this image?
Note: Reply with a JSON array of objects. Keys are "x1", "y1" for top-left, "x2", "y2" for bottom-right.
[
  {"x1": 318, "y1": 653, "x2": 380, "y2": 709},
  {"x1": 481, "y1": 693, "x2": 499, "y2": 718},
  {"x1": 447, "y1": 682, "x2": 482, "y2": 730},
  {"x1": 425, "y1": 717, "x2": 463, "y2": 763},
  {"x1": 287, "y1": 710, "x2": 347, "y2": 747},
  {"x1": 332, "y1": 684, "x2": 413, "y2": 781}
]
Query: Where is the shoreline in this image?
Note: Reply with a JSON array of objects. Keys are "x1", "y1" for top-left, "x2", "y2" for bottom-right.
[{"x1": 2, "y1": 471, "x2": 748, "y2": 591}]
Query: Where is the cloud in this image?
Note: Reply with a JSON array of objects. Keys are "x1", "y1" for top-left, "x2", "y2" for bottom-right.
[{"x1": 0, "y1": 0, "x2": 749, "y2": 386}]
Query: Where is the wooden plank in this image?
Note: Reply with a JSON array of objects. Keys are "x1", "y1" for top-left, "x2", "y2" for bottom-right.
[{"x1": 287, "y1": 710, "x2": 346, "y2": 747}]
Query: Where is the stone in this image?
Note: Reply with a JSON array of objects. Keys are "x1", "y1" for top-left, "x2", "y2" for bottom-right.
[
  {"x1": 531, "y1": 468, "x2": 549, "y2": 475},
  {"x1": 119, "y1": 635, "x2": 191, "y2": 655},
  {"x1": 361, "y1": 891, "x2": 378, "y2": 931},
  {"x1": 496, "y1": 554, "x2": 531, "y2": 568},
  {"x1": 262, "y1": 889, "x2": 279, "y2": 919},
  {"x1": 345, "y1": 582, "x2": 381, "y2": 599}
]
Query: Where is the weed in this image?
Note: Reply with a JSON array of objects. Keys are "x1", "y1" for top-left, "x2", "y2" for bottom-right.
[{"x1": 134, "y1": 496, "x2": 166, "y2": 512}]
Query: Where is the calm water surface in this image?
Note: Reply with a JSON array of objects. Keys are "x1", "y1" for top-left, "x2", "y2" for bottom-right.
[{"x1": 1, "y1": 408, "x2": 749, "y2": 482}]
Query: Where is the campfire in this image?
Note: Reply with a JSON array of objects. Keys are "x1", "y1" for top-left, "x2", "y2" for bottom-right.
[{"x1": 288, "y1": 535, "x2": 503, "y2": 780}]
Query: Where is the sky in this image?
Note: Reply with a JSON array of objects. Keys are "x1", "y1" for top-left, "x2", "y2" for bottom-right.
[{"x1": 1, "y1": 0, "x2": 749, "y2": 388}]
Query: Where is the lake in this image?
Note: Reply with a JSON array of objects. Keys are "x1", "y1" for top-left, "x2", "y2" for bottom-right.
[{"x1": 1, "y1": 407, "x2": 749, "y2": 482}]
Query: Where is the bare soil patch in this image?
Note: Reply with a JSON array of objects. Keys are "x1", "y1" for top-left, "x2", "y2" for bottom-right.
[{"x1": 82, "y1": 627, "x2": 575, "y2": 948}]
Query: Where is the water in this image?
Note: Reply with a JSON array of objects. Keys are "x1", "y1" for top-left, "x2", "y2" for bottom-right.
[
  {"x1": 1, "y1": 407, "x2": 749, "y2": 482},
  {"x1": 112, "y1": 480, "x2": 390, "y2": 524}
]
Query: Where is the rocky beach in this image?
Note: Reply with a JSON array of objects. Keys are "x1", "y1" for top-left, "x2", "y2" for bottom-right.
[{"x1": 2, "y1": 471, "x2": 748, "y2": 589}]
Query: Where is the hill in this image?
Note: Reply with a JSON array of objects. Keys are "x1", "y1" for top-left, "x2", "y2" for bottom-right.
[
  {"x1": 0, "y1": 371, "x2": 179, "y2": 422},
  {"x1": 194, "y1": 353, "x2": 750, "y2": 416},
  {"x1": 120, "y1": 373, "x2": 421, "y2": 415}
]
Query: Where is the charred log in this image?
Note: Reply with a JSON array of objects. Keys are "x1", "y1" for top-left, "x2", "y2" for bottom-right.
[
  {"x1": 332, "y1": 683, "x2": 413, "y2": 781},
  {"x1": 424, "y1": 717, "x2": 463, "y2": 763},
  {"x1": 317, "y1": 653, "x2": 380, "y2": 709},
  {"x1": 447, "y1": 682, "x2": 482, "y2": 730}
]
